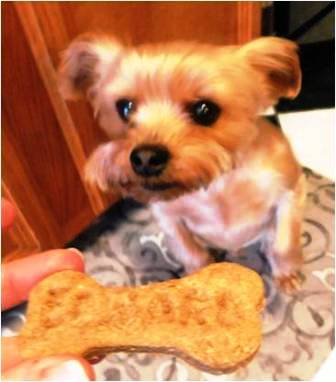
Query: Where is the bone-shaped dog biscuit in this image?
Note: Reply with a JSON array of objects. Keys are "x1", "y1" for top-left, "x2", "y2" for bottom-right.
[{"x1": 19, "y1": 263, "x2": 264, "y2": 373}]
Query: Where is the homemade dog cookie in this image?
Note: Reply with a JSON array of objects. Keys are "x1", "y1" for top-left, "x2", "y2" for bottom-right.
[{"x1": 19, "y1": 263, "x2": 264, "y2": 373}]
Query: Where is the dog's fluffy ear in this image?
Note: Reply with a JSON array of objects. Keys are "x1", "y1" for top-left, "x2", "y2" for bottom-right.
[
  {"x1": 239, "y1": 37, "x2": 301, "y2": 102},
  {"x1": 58, "y1": 34, "x2": 123, "y2": 100}
]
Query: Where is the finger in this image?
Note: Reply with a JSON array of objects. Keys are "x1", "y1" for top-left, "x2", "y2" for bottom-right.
[
  {"x1": 1, "y1": 249, "x2": 84, "y2": 310},
  {"x1": 2, "y1": 355, "x2": 95, "y2": 381},
  {"x1": 1, "y1": 198, "x2": 16, "y2": 230}
]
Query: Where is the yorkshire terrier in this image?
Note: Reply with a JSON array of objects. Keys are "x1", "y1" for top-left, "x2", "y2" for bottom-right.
[{"x1": 59, "y1": 35, "x2": 306, "y2": 293}]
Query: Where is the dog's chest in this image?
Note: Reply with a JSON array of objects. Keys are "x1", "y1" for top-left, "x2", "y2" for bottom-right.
[{"x1": 158, "y1": 171, "x2": 280, "y2": 250}]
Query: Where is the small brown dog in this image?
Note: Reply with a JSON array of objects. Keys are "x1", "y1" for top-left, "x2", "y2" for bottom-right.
[{"x1": 59, "y1": 35, "x2": 306, "y2": 292}]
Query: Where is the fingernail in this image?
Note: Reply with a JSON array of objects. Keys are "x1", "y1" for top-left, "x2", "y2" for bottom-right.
[
  {"x1": 48, "y1": 360, "x2": 90, "y2": 381},
  {"x1": 67, "y1": 247, "x2": 84, "y2": 260}
]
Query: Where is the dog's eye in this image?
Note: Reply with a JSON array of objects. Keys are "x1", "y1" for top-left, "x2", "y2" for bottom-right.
[
  {"x1": 116, "y1": 99, "x2": 136, "y2": 122},
  {"x1": 187, "y1": 100, "x2": 221, "y2": 126}
]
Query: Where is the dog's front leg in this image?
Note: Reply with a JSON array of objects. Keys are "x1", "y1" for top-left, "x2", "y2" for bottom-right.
[
  {"x1": 167, "y1": 221, "x2": 214, "y2": 274},
  {"x1": 267, "y1": 174, "x2": 306, "y2": 293},
  {"x1": 152, "y1": 205, "x2": 212, "y2": 273}
]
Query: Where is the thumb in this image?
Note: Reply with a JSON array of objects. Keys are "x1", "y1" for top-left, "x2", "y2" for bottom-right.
[{"x1": 2, "y1": 356, "x2": 95, "y2": 381}]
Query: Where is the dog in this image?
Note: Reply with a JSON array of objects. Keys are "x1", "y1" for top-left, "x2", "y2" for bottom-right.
[{"x1": 59, "y1": 35, "x2": 306, "y2": 293}]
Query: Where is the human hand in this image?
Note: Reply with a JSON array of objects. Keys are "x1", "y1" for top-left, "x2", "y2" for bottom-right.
[{"x1": 1, "y1": 198, "x2": 95, "y2": 380}]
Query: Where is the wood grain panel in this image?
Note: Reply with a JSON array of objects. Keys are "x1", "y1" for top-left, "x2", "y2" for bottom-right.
[
  {"x1": 1, "y1": 184, "x2": 41, "y2": 262},
  {"x1": 60, "y1": 2, "x2": 149, "y2": 43},
  {"x1": 237, "y1": 1, "x2": 261, "y2": 44},
  {"x1": 2, "y1": 129, "x2": 61, "y2": 249},
  {"x1": 57, "y1": 1, "x2": 260, "y2": 45},
  {"x1": 135, "y1": 2, "x2": 238, "y2": 44},
  {"x1": 15, "y1": 2, "x2": 109, "y2": 214},
  {"x1": 32, "y1": 2, "x2": 111, "y2": 158},
  {"x1": 2, "y1": 3, "x2": 95, "y2": 243},
  {"x1": 31, "y1": 2, "x2": 120, "y2": 206}
]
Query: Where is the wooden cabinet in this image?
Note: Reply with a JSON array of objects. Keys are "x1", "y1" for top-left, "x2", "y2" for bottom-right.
[{"x1": 2, "y1": 1, "x2": 261, "y2": 261}]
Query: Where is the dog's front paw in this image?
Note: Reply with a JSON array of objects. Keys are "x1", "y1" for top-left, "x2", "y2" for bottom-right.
[{"x1": 274, "y1": 270, "x2": 305, "y2": 294}]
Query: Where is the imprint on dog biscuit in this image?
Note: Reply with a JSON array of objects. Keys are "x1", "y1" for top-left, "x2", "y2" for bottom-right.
[{"x1": 19, "y1": 263, "x2": 264, "y2": 373}]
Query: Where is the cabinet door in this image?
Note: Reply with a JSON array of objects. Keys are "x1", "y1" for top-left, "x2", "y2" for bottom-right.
[
  {"x1": 57, "y1": 2, "x2": 261, "y2": 45},
  {"x1": 2, "y1": 3, "x2": 109, "y2": 260}
]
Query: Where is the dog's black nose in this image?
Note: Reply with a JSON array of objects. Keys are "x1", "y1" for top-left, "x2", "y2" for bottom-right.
[{"x1": 130, "y1": 144, "x2": 170, "y2": 177}]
